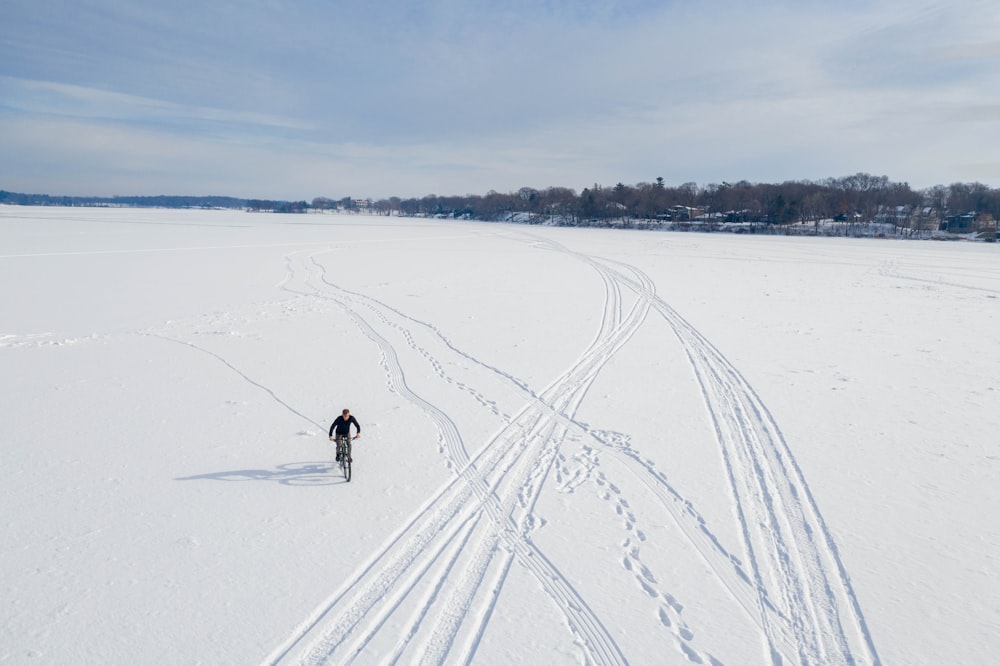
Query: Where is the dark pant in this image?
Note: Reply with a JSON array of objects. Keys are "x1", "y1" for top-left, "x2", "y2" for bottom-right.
[{"x1": 337, "y1": 435, "x2": 352, "y2": 460}]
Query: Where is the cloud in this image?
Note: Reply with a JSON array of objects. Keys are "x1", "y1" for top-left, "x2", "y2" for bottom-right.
[
  {"x1": 0, "y1": 76, "x2": 312, "y2": 134},
  {"x1": 2, "y1": 0, "x2": 999, "y2": 196}
]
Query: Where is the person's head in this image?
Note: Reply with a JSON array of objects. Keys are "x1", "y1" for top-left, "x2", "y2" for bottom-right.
[{"x1": 342, "y1": 409, "x2": 350, "y2": 417}]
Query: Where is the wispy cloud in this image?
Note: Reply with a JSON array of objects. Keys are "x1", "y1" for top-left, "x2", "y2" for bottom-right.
[
  {"x1": 2, "y1": 0, "x2": 998, "y2": 197},
  {"x1": 0, "y1": 76, "x2": 312, "y2": 134}
]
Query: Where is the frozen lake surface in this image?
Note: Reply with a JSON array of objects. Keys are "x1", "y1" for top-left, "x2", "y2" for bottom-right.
[{"x1": 2, "y1": 206, "x2": 998, "y2": 665}]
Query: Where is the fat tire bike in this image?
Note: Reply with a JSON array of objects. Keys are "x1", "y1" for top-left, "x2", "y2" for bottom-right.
[{"x1": 336, "y1": 435, "x2": 352, "y2": 482}]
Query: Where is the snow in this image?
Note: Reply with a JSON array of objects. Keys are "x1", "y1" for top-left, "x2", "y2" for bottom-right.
[{"x1": 2, "y1": 205, "x2": 998, "y2": 665}]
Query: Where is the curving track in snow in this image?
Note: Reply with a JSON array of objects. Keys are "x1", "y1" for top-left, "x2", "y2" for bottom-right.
[
  {"x1": 529, "y1": 234, "x2": 881, "y2": 665},
  {"x1": 265, "y1": 247, "x2": 640, "y2": 665},
  {"x1": 262, "y1": 232, "x2": 880, "y2": 666}
]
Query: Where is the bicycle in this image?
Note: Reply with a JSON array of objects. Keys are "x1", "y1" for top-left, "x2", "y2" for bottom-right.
[{"x1": 336, "y1": 434, "x2": 353, "y2": 482}]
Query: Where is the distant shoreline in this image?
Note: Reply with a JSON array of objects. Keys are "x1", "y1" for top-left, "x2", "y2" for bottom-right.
[{"x1": 3, "y1": 174, "x2": 998, "y2": 241}]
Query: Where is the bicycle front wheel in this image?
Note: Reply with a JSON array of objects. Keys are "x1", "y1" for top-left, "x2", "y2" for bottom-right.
[{"x1": 339, "y1": 438, "x2": 352, "y2": 482}]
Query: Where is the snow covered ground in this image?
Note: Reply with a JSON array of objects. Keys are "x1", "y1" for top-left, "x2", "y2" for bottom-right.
[{"x1": 2, "y1": 206, "x2": 998, "y2": 665}]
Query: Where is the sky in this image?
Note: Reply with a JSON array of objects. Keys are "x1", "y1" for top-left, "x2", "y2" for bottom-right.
[{"x1": 2, "y1": 0, "x2": 999, "y2": 200}]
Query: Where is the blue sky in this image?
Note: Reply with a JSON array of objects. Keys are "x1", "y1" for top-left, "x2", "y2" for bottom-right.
[{"x1": 2, "y1": 0, "x2": 998, "y2": 199}]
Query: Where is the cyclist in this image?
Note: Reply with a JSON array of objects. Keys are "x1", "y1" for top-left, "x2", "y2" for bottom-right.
[{"x1": 329, "y1": 408, "x2": 361, "y2": 462}]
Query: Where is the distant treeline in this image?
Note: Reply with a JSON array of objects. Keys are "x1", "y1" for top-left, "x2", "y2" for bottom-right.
[
  {"x1": 5, "y1": 174, "x2": 1000, "y2": 235},
  {"x1": 0, "y1": 190, "x2": 326, "y2": 214},
  {"x1": 0, "y1": 191, "x2": 251, "y2": 209},
  {"x1": 351, "y1": 175, "x2": 1000, "y2": 233}
]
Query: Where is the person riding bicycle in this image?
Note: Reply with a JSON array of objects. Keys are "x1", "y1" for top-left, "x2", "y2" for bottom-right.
[{"x1": 329, "y1": 408, "x2": 361, "y2": 463}]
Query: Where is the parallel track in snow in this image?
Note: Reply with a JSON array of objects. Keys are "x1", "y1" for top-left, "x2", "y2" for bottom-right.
[
  {"x1": 583, "y1": 248, "x2": 882, "y2": 666},
  {"x1": 262, "y1": 233, "x2": 880, "y2": 666},
  {"x1": 513, "y1": 234, "x2": 881, "y2": 665},
  {"x1": 266, "y1": 248, "x2": 640, "y2": 665}
]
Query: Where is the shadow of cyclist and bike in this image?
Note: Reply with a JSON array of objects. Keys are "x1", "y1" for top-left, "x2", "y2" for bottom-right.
[{"x1": 176, "y1": 461, "x2": 346, "y2": 486}]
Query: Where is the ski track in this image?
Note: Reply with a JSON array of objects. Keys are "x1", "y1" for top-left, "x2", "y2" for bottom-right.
[{"x1": 164, "y1": 236, "x2": 882, "y2": 665}]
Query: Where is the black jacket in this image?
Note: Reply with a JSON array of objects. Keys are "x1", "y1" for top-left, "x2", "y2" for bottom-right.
[{"x1": 329, "y1": 415, "x2": 361, "y2": 437}]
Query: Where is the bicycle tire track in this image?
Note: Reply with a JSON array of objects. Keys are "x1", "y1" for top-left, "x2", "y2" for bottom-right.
[
  {"x1": 330, "y1": 252, "x2": 645, "y2": 665},
  {"x1": 879, "y1": 259, "x2": 1000, "y2": 295},
  {"x1": 602, "y1": 256, "x2": 882, "y2": 665},
  {"x1": 141, "y1": 332, "x2": 326, "y2": 431},
  {"x1": 268, "y1": 248, "x2": 638, "y2": 665},
  {"x1": 316, "y1": 236, "x2": 760, "y2": 660},
  {"x1": 519, "y1": 235, "x2": 880, "y2": 664},
  {"x1": 522, "y1": 236, "x2": 794, "y2": 651},
  {"x1": 269, "y1": 236, "x2": 874, "y2": 666}
]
